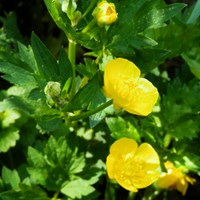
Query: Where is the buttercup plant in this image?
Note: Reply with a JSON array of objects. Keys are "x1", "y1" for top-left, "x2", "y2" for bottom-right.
[{"x1": 0, "y1": 0, "x2": 200, "y2": 199}]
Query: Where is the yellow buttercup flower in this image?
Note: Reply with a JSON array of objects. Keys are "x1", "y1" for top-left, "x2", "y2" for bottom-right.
[
  {"x1": 106, "y1": 138, "x2": 160, "y2": 192},
  {"x1": 93, "y1": 0, "x2": 118, "y2": 26},
  {"x1": 104, "y1": 58, "x2": 159, "y2": 116},
  {"x1": 156, "y1": 161, "x2": 196, "y2": 195}
]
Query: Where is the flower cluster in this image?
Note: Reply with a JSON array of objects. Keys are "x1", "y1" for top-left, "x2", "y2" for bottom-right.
[
  {"x1": 106, "y1": 138, "x2": 160, "y2": 192},
  {"x1": 104, "y1": 58, "x2": 159, "y2": 116},
  {"x1": 93, "y1": 0, "x2": 118, "y2": 26},
  {"x1": 156, "y1": 161, "x2": 196, "y2": 195}
]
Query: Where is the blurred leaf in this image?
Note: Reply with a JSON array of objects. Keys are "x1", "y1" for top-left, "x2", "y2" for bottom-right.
[
  {"x1": 182, "y1": 46, "x2": 200, "y2": 80},
  {"x1": 187, "y1": 0, "x2": 200, "y2": 24},
  {"x1": 1, "y1": 109, "x2": 21, "y2": 128},
  {"x1": 0, "y1": 127, "x2": 20, "y2": 153},
  {"x1": 0, "y1": 185, "x2": 49, "y2": 200},
  {"x1": 174, "y1": 138, "x2": 200, "y2": 174},
  {"x1": 161, "y1": 79, "x2": 200, "y2": 139},
  {"x1": 106, "y1": 117, "x2": 141, "y2": 141},
  {"x1": 0, "y1": 12, "x2": 23, "y2": 42},
  {"x1": 0, "y1": 96, "x2": 33, "y2": 115},
  {"x1": 61, "y1": 178, "x2": 95, "y2": 199},
  {"x1": 2, "y1": 167, "x2": 20, "y2": 190}
]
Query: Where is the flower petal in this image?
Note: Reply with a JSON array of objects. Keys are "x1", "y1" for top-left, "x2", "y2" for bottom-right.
[
  {"x1": 131, "y1": 143, "x2": 160, "y2": 188},
  {"x1": 123, "y1": 78, "x2": 159, "y2": 116},
  {"x1": 104, "y1": 58, "x2": 140, "y2": 99},
  {"x1": 109, "y1": 137, "x2": 138, "y2": 156}
]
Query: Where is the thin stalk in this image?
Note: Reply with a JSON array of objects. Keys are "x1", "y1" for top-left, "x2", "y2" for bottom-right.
[
  {"x1": 68, "y1": 39, "x2": 76, "y2": 99},
  {"x1": 81, "y1": 18, "x2": 96, "y2": 34},
  {"x1": 127, "y1": 191, "x2": 136, "y2": 200},
  {"x1": 68, "y1": 99, "x2": 113, "y2": 121},
  {"x1": 51, "y1": 191, "x2": 59, "y2": 200}
]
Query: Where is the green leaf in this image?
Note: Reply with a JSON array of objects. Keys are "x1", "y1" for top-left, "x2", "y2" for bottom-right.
[
  {"x1": 187, "y1": 0, "x2": 200, "y2": 24},
  {"x1": 108, "y1": 1, "x2": 186, "y2": 53},
  {"x1": 31, "y1": 33, "x2": 59, "y2": 81},
  {"x1": 17, "y1": 42, "x2": 37, "y2": 72},
  {"x1": 182, "y1": 47, "x2": 200, "y2": 80},
  {"x1": 2, "y1": 167, "x2": 20, "y2": 190},
  {"x1": 161, "y1": 79, "x2": 200, "y2": 139},
  {"x1": 0, "y1": 96, "x2": 33, "y2": 115},
  {"x1": 58, "y1": 48, "x2": 73, "y2": 87},
  {"x1": 0, "y1": 12, "x2": 23, "y2": 42},
  {"x1": 28, "y1": 147, "x2": 46, "y2": 168},
  {"x1": 63, "y1": 74, "x2": 100, "y2": 112},
  {"x1": 44, "y1": 0, "x2": 75, "y2": 38},
  {"x1": 61, "y1": 178, "x2": 95, "y2": 199},
  {"x1": 36, "y1": 113, "x2": 63, "y2": 132},
  {"x1": 0, "y1": 61, "x2": 37, "y2": 89},
  {"x1": 0, "y1": 185, "x2": 50, "y2": 200},
  {"x1": 106, "y1": 117, "x2": 141, "y2": 141},
  {"x1": 174, "y1": 138, "x2": 200, "y2": 174},
  {"x1": 27, "y1": 136, "x2": 86, "y2": 191},
  {"x1": 89, "y1": 89, "x2": 107, "y2": 128},
  {"x1": 0, "y1": 127, "x2": 20, "y2": 153},
  {"x1": 1, "y1": 109, "x2": 21, "y2": 128}
]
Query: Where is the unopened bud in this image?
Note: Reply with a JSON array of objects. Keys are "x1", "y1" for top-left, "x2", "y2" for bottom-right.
[
  {"x1": 93, "y1": 0, "x2": 118, "y2": 27},
  {"x1": 44, "y1": 81, "x2": 61, "y2": 99}
]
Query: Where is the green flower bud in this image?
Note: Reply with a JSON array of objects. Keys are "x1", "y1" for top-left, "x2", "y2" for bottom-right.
[{"x1": 44, "y1": 81, "x2": 61, "y2": 99}]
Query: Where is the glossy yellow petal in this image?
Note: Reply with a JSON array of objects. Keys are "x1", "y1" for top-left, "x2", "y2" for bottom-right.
[
  {"x1": 176, "y1": 177, "x2": 188, "y2": 196},
  {"x1": 156, "y1": 173, "x2": 179, "y2": 188},
  {"x1": 134, "y1": 143, "x2": 160, "y2": 166},
  {"x1": 104, "y1": 58, "x2": 140, "y2": 99},
  {"x1": 109, "y1": 137, "x2": 138, "y2": 156},
  {"x1": 103, "y1": 58, "x2": 159, "y2": 116},
  {"x1": 132, "y1": 143, "x2": 160, "y2": 188},
  {"x1": 106, "y1": 138, "x2": 160, "y2": 192},
  {"x1": 123, "y1": 78, "x2": 159, "y2": 116},
  {"x1": 156, "y1": 161, "x2": 195, "y2": 196},
  {"x1": 106, "y1": 138, "x2": 138, "y2": 180}
]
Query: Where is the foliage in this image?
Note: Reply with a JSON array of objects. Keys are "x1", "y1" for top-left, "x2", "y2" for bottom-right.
[{"x1": 0, "y1": 0, "x2": 200, "y2": 199}]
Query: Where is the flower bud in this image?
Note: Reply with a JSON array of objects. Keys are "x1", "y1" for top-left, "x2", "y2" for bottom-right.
[
  {"x1": 93, "y1": 0, "x2": 118, "y2": 26},
  {"x1": 44, "y1": 81, "x2": 61, "y2": 99}
]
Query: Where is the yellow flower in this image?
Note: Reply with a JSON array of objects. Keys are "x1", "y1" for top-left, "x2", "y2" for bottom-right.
[
  {"x1": 156, "y1": 161, "x2": 196, "y2": 195},
  {"x1": 93, "y1": 0, "x2": 118, "y2": 26},
  {"x1": 104, "y1": 58, "x2": 159, "y2": 116},
  {"x1": 106, "y1": 138, "x2": 160, "y2": 192}
]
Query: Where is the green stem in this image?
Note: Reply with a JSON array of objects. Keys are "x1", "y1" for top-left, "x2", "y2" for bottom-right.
[
  {"x1": 127, "y1": 191, "x2": 136, "y2": 200},
  {"x1": 68, "y1": 99, "x2": 113, "y2": 121},
  {"x1": 51, "y1": 191, "x2": 59, "y2": 200},
  {"x1": 82, "y1": 1, "x2": 97, "y2": 18},
  {"x1": 81, "y1": 18, "x2": 97, "y2": 33},
  {"x1": 68, "y1": 39, "x2": 76, "y2": 99}
]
